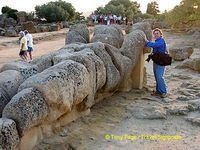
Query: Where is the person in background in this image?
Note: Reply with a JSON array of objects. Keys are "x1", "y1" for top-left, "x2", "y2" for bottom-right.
[
  {"x1": 18, "y1": 31, "x2": 28, "y2": 61},
  {"x1": 145, "y1": 28, "x2": 168, "y2": 98},
  {"x1": 125, "y1": 17, "x2": 128, "y2": 25},
  {"x1": 24, "y1": 30, "x2": 34, "y2": 60}
]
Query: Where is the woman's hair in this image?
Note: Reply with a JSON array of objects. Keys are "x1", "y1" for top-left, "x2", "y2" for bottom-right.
[
  {"x1": 24, "y1": 30, "x2": 29, "y2": 34},
  {"x1": 18, "y1": 31, "x2": 25, "y2": 36},
  {"x1": 153, "y1": 28, "x2": 163, "y2": 36}
]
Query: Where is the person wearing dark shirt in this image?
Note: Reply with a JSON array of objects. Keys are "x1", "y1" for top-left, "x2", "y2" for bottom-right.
[{"x1": 145, "y1": 28, "x2": 167, "y2": 98}]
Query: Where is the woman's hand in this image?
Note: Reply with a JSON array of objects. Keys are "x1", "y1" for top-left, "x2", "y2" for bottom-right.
[
  {"x1": 144, "y1": 35, "x2": 148, "y2": 42},
  {"x1": 138, "y1": 33, "x2": 148, "y2": 43}
]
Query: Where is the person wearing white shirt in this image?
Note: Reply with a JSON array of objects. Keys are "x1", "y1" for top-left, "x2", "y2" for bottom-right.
[{"x1": 24, "y1": 30, "x2": 34, "y2": 60}]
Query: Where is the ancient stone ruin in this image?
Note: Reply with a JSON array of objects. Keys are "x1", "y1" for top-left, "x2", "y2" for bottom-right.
[
  {"x1": 169, "y1": 46, "x2": 194, "y2": 61},
  {"x1": 0, "y1": 22, "x2": 151, "y2": 150},
  {"x1": 0, "y1": 12, "x2": 67, "y2": 36},
  {"x1": 176, "y1": 57, "x2": 200, "y2": 72}
]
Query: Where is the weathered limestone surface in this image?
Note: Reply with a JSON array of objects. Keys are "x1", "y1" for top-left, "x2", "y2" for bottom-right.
[
  {"x1": 110, "y1": 24, "x2": 124, "y2": 45},
  {"x1": 0, "y1": 22, "x2": 151, "y2": 149},
  {"x1": 176, "y1": 58, "x2": 200, "y2": 72},
  {"x1": 53, "y1": 48, "x2": 106, "y2": 108},
  {"x1": 104, "y1": 43, "x2": 133, "y2": 89},
  {"x1": 22, "y1": 21, "x2": 37, "y2": 33},
  {"x1": 88, "y1": 43, "x2": 121, "y2": 91},
  {"x1": 132, "y1": 105, "x2": 167, "y2": 119},
  {"x1": 91, "y1": 25, "x2": 124, "y2": 48},
  {"x1": 0, "y1": 118, "x2": 19, "y2": 150},
  {"x1": 130, "y1": 22, "x2": 152, "y2": 40},
  {"x1": 65, "y1": 30, "x2": 87, "y2": 44},
  {"x1": 0, "y1": 70, "x2": 24, "y2": 116},
  {"x1": 65, "y1": 24, "x2": 89, "y2": 44},
  {"x1": 169, "y1": 46, "x2": 194, "y2": 61},
  {"x1": 120, "y1": 30, "x2": 145, "y2": 63},
  {"x1": 0, "y1": 61, "x2": 38, "y2": 79},
  {"x1": 3, "y1": 88, "x2": 49, "y2": 136},
  {"x1": 18, "y1": 60, "x2": 90, "y2": 118},
  {"x1": 91, "y1": 34, "x2": 121, "y2": 48}
]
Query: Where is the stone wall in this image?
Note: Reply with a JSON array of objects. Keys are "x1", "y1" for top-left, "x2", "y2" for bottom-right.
[{"x1": 0, "y1": 22, "x2": 151, "y2": 150}]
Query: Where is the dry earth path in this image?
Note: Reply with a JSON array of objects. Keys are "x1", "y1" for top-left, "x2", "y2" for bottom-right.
[{"x1": 0, "y1": 28, "x2": 68, "y2": 68}]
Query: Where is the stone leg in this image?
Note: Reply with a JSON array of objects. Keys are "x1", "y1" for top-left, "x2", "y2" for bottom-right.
[{"x1": 131, "y1": 50, "x2": 145, "y2": 89}]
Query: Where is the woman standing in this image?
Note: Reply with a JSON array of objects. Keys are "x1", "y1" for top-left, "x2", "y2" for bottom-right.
[
  {"x1": 18, "y1": 31, "x2": 28, "y2": 61},
  {"x1": 145, "y1": 28, "x2": 167, "y2": 98}
]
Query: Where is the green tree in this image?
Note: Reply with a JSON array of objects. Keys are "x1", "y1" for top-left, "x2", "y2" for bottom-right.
[
  {"x1": 95, "y1": 7, "x2": 106, "y2": 15},
  {"x1": 146, "y1": 1, "x2": 160, "y2": 16},
  {"x1": 125, "y1": 1, "x2": 141, "y2": 20},
  {"x1": 107, "y1": 0, "x2": 132, "y2": 9},
  {"x1": 7, "y1": 9, "x2": 18, "y2": 20},
  {"x1": 1, "y1": 6, "x2": 18, "y2": 20},
  {"x1": 53, "y1": 0, "x2": 75, "y2": 18},
  {"x1": 73, "y1": 12, "x2": 85, "y2": 21},
  {"x1": 104, "y1": 4, "x2": 125, "y2": 16},
  {"x1": 165, "y1": 0, "x2": 200, "y2": 27},
  {"x1": 35, "y1": 0, "x2": 76, "y2": 22},
  {"x1": 94, "y1": 0, "x2": 141, "y2": 21},
  {"x1": 1, "y1": 6, "x2": 12, "y2": 14},
  {"x1": 27, "y1": 12, "x2": 36, "y2": 21}
]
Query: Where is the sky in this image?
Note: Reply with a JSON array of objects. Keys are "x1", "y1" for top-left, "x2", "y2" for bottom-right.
[{"x1": 0, "y1": 0, "x2": 182, "y2": 15}]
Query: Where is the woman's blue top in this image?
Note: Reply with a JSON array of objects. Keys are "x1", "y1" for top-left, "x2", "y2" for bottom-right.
[{"x1": 146, "y1": 37, "x2": 167, "y2": 53}]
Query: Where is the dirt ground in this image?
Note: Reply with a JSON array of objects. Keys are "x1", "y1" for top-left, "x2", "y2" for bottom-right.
[
  {"x1": 1, "y1": 28, "x2": 200, "y2": 150},
  {"x1": 0, "y1": 28, "x2": 68, "y2": 68}
]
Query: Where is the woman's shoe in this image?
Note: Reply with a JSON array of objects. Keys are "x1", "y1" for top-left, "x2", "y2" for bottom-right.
[
  {"x1": 160, "y1": 93, "x2": 167, "y2": 98},
  {"x1": 151, "y1": 91, "x2": 160, "y2": 96}
]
